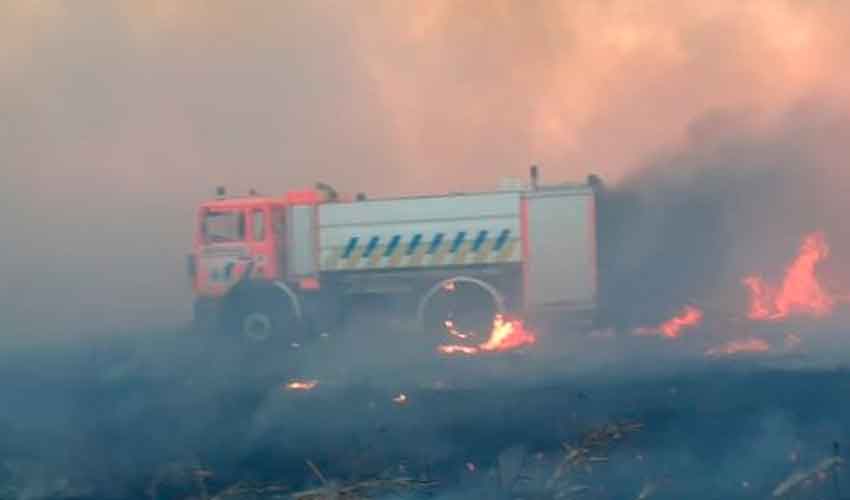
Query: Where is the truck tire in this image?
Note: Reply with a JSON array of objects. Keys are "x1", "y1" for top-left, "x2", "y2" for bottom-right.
[
  {"x1": 223, "y1": 288, "x2": 299, "y2": 344},
  {"x1": 419, "y1": 277, "x2": 505, "y2": 344}
]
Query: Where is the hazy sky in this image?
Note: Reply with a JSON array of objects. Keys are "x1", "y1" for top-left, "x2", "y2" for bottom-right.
[{"x1": 3, "y1": 0, "x2": 850, "y2": 335}]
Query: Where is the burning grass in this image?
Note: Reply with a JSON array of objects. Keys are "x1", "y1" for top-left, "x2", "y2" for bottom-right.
[
  {"x1": 438, "y1": 314, "x2": 537, "y2": 355},
  {"x1": 284, "y1": 379, "x2": 319, "y2": 391},
  {"x1": 627, "y1": 231, "x2": 847, "y2": 360},
  {"x1": 632, "y1": 305, "x2": 704, "y2": 339},
  {"x1": 744, "y1": 232, "x2": 837, "y2": 321}
]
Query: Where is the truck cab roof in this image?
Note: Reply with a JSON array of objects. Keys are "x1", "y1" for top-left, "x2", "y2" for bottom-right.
[{"x1": 200, "y1": 197, "x2": 286, "y2": 211}]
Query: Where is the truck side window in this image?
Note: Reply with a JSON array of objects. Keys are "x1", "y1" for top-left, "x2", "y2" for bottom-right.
[{"x1": 252, "y1": 209, "x2": 265, "y2": 241}]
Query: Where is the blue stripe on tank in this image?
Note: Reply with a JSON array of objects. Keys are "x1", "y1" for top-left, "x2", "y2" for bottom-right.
[
  {"x1": 472, "y1": 230, "x2": 488, "y2": 251},
  {"x1": 493, "y1": 229, "x2": 510, "y2": 251},
  {"x1": 407, "y1": 234, "x2": 423, "y2": 255},
  {"x1": 384, "y1": 235, "x2": 401, "y2": 257},
  {"x1": 342, "y1": 237, "x2": 359, "y2": 258},
  {"x1": 450, "y1": 232, "x2": 467, "y2": 253},
  {"x1": 362, "y1": 236, "x2": 380, "y2": 257},
  {"x1": 427, "y1": 233, "x2": 445, "y2": 254}
]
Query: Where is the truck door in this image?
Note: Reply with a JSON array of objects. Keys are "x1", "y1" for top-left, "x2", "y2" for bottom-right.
[{"x1": 246, "y1": 207, "x2": 277, "y2": 280}]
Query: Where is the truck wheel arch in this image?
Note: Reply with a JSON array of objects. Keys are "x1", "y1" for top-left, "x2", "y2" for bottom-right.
[
  {"x1": 272, "y1": 280, "x2": 304, "y2": 321},
  {"x1": 416, "y1": 275, "x2": 506, "y2": 332},
  {"x1": 218, "y1": 280, "x2": 305, "y2": 342}
]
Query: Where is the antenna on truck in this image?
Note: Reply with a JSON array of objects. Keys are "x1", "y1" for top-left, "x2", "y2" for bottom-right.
[
  {"x1": 529, "y1": 165, "x2": 539, "y2": 190},
  {"x1": 315, "y1": 182, "x2": 339, "y2": 202}
]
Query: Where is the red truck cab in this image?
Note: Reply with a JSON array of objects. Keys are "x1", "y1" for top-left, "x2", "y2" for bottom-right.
[
  {"x1": 192, "y1": 196, "x2": 285, "y2": 298},
  {"x1": 189, "y1": 188, "x2": 332, "y2": 341}
]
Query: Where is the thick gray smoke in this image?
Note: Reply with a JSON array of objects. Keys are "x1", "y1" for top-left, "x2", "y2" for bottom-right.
[
  {"x1": 0, "y1": 1, "x2": 402, "y2": 339},
  {"x1": 598, "y1": 102, "x2": 850, "y2": 330}
]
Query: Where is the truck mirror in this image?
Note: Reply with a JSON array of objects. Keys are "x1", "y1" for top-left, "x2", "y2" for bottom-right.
[{"x1": 186, "y1": 254, "x2": 196, "y2": 278}]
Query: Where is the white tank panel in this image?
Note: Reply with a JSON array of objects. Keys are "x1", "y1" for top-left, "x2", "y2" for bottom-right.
[
  {"x1": 320, "y1": 192, "x2": 520, "y2": 227},
  {"x1": 524, "y1": 189, "x2": 597, "y2": 311},
  {"x1": 318, "y1": 192, "x2": 522, "y2": 271},
  {"x1": 287, "y1": 205, "x2": 318, "y2": 277}
]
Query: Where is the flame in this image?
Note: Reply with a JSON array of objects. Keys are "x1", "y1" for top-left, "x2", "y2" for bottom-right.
[
  {"x1": 438, "y1": 314, "x2": 537, "y2": 355},
  {"x1": 744, "y1": 232, "x2": 836, "y2": 321},
  {"x1": 479, "y1": 315, "x2": 536, "y2": 351},
  {"x1": 284, "y1": 379, "x2": 318, "y2": 391},
  {"x1": 633, "y1": 305, "x2": 704, "y2": 339},
  {"x1": 705, "y1": 337, "x2": 770, "y2": 357},
  {"x1": 437, "y1": 345, "x2": 479, "y2": 355},
  {"x1": 444, "y1": 320, "x2": 471, "y2": 340},
  {"x1": 392, "y1": 393, "x2": 408, "y2": 404}
]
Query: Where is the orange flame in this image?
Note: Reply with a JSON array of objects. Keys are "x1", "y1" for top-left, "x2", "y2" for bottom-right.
[
  {"x1": 392, "y1": 393, "x2": 408, "y2": 404},
  {"x1": 744, "y1": 232, "x2": 835, "y2": 321},
  {"x1": 437, "y1": 345, "x2": 480, "y2": 355},
  {"x1": 705, "y1": 337, "x2": 770, "y2": 357},
  {"x1": 480, "y1": 315, "x2": 537, "y2": 351},
  {"x1": 633, "y1": 305, "x2": 704, "y2": 339},
  {"x1": 284, "y1": 379, "x2": 318, "y2": 391},
  {"x1": 444, "y1": 320, "x2": 471, "y2": 340},
  {"x1": 438, "y1": 314, "x2": 537, "y2": 355}
]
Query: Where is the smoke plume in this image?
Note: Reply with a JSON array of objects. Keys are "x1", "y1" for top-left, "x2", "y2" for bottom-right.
[{"x1": 4, "y1": 0, "x2": 850, "y2": 335}]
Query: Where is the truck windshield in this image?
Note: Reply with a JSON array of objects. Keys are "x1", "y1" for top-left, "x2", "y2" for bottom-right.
[{"x1": 203, "y1": 210, "x2": 245, "y2": 243}]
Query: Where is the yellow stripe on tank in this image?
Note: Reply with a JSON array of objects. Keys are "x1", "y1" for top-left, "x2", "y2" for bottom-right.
[
  {"x1": 347, "y1": 246, "x2": 366, "y2": 269},
  {"x1": 388, "y1": 245, "x2": 405, "y2": 268},
  {"x1": 452, "y1": 241, "x2": 472, "y2": 266},
  {"x1": 368, "y1": 245, "x2": 387, "y2": 268},
  {"x1": 409, "y1": 243, "x2": 430, "y2": 267},
  {"x1": 429, "y1": 240, "x2": 452, "y2": 266},
  {"x1": 496, "y1": 239, "x2": 518, "y2": 262},
  {"x1": 474, "y1": 238, "x2": 496, "y2": 264}
]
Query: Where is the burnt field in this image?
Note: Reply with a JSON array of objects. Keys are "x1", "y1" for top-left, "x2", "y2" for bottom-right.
[{"x1": 3, "y1": 322, "x2": 850, "y2": 500}]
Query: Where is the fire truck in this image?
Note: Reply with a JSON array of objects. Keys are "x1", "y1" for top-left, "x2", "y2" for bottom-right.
[{"x1": 188, "y1": 167, "x2": 600, "y2": 344}]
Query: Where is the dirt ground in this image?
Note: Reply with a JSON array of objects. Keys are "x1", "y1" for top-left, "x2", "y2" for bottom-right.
[{"x1": 2, "y1": 320, "x2": 850, "y2": 500}]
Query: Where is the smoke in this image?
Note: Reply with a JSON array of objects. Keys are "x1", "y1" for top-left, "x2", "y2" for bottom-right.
[
  {"x1": 4, "y1": 0, "x2": 850, "y2": 336},
  {"x1": 0, "y1": 1, "x2": 400, "y2": 337},
  {"x1": 598, "y1": 102, "x2": 850, "y2": 329}
]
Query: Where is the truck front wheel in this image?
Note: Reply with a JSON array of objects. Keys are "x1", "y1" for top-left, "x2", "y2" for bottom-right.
[
  {"x1": 240, "y1": 311, "x2": 277, "y2": 342},
  {"x1": 224, "y1": 289, "x2": 299, "y2": 344}
]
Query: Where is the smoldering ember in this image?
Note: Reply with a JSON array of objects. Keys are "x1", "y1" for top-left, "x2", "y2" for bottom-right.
[{"x1": 6, "y1": 2, "x2": 850, "y2": 500}]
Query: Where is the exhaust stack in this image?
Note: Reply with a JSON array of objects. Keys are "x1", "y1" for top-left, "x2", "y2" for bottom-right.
[{"x1": 530, "y1": 165, "x2": 539, "y2": 190}]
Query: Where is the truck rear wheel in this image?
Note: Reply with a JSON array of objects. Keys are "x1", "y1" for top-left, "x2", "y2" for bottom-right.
[{"x1": 418, "y1": 277, "x2": 505, "y2": 345}]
